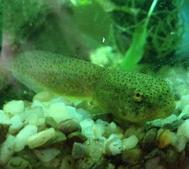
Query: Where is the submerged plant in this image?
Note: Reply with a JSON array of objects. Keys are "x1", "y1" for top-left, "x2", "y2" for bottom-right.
[
  {"x1": 69, "y1": 0, "x2": 91, "y2": 6},
  {"x1": 109, "y1": 0, "x2": 183, "y2": 71},
  {"x1": 118, "y1": 0, "x2": 159, "y2": 71}
]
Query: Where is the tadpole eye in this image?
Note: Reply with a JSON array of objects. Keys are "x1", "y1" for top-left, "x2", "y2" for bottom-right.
[{"x1": 133, "y1": 91, "x2": 143, "y2": 102}]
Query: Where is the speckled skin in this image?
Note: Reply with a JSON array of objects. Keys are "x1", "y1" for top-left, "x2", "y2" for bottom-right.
[
  {"x1": 11, "y1": 50, "x2": 175, "y2": 123},
  {"x1": 95, "y1": 69, "x2": 175, "y2": 123}
]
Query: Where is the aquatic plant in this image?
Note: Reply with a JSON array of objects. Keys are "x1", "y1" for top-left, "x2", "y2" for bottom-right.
[
  {"x1": 69, "y1": 0, "x2": 91, "y2": 6},
  {"x1": 110, "y1": 0, "x2": 183, "y2": 70},
  {"x1": 117, "y1": 0, "x2": 159, "y2": 71}
]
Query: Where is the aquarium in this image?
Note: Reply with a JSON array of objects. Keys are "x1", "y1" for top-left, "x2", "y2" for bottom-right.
[{"x1": 0, "y1": 0, "x2": 189, "y2": 169}]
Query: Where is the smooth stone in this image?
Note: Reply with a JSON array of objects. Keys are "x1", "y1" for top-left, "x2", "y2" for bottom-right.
[
  {"x1": 122, "y1": 148, "x2": 142, "y2": 165},
  {"x1": 72, "y1": 142, "x2": 88, "y2": 159},
  {"x1": 67, "y1": 131, "x2": 86, "y2": 145},
  {"x1": 58, "y1": 119, "x2": 81, "y2": 134},
  {"x1": 6, "y1": 156, "x2": 32, "y2": 169},
  {"x1": 142, "y1": 128, "x2": 157, "y2": 151}
]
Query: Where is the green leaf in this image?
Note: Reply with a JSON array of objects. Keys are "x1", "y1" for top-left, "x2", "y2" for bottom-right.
[{"x1": 119, "y1": 0, "x2": 159, "y2": 71}]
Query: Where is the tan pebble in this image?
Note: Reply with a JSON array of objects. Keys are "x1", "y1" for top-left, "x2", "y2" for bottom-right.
[{"x1": 158, "y1": 129, "x2": 176, "y2": 149}]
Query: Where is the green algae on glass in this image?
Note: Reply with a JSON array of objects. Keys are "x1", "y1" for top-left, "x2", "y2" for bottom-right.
[{"x1": 11, "y1": 50, "x2": 175, "y2": 123}]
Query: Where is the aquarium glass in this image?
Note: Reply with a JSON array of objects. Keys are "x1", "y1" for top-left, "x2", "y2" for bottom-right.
[{"x1": 0, "y1": 0, "x2": 189, "y2": 169}]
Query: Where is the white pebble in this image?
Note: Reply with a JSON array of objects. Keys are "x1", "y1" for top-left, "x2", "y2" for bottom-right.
[
  {"x1": 66, "y1": 105, "x2": 84, "y2": 122},
  {"x1": 27, "y1": 128, "x2": 56, "y2": 149},
  {"x1": 31, "y1": 100, "x2": 47, "y2": 111},
  {"x1": 14, "y1": 125, "x2": 38, "y2": 152},
  {"x1": 177, "y1": 119, "x2": 189, "y2": 139},
  {"x1": 180, "y1": 95, "x2": 189, "y2": 108},
  {"x1": 0, "y1": 110, "x2": 10, "y2": 125},
  {"x1": 179, "y1": 105, "x2": 189, "y2": 118},
  {"x1": 9, "y1": 115, "x2": 23, "y2": 133},
  {"x1": 122, "y1": 135, "x2": 138, "y2": 150},
  {"x1": 173, "y1": 135, "x2": 187, "y2": 152},
  {"x1": 0, "y1": 135, "x2": 16, "y2": 164},
  {"x1": 80, "y1": 119, "x2": 95, "y2": 138},
  {"x1": 94, "y1": 120, "x2": 108, "y2": 137},
  {"x1": 24, "y1": 107, "x2": 44, "y2": 126},
  {"x1": 34, "y1": 148, "x2": 60, "y2": 162},
  {"x1": 3, "y1": 100, "x2": 25, "y2": 115},
  {"x1": 104, "y1": 134, "x2": 123, "y2": 155},
  {"x1": 48, "y1": 102, "x2": 77, "y2": 123}
]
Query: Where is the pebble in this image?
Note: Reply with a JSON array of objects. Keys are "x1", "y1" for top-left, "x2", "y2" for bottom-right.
[
  {"x1": 122, "y1": 148, "x2": 142, "y2": 165},
  {"x1": 34, "y1": 148, "x2": 60, "y2": 162},
  {"x1": 9, "y1": 115, "x2": 23, "y2": 133},
  {"x1": 23, "y1": 107, "x2": 44, "y2": 126},
  {"x1": 0, "y1": 110, "x2": 10, "y2": 125},
  {"x1": 3, "y1": 100, "x2": 25, "y2": 115},
  {"x1": 67, "y1": 131, "x2": 86, "y2": 144},
  {"x1": 85, "y1": 139, "x2": 104, "y2": 161},
  {"x1": 122, "y1": 135, "x2": 138, "y2": 150},
  {"x1": 77, "y1": 157, "x2": 96, "y2": 169},
  {"x1": 6, "y1": 156, "x2": 32, "y2": 169},
  {"x1": 165, "y1": 148, "x2": 180, "y2": 164},
  {"x1": 142, "y1": 128, "x2": 157, "y2": 151},
  {"x1": 59, "y1": 156, "x2": 75, "y2": 169},
  {"x1": 80, "y1": 119, "x2": 95, "y2": 138},
  {"x1": 124, "y1": 127, "x2": 144, "y2": 140},
  {"x1": 174, "y1": 135, "x2": 186, "y2": 152},
  {"x1": 50, "y1": 131, "x2": 67, "y2": 145},
  {"x1": 45, "y1": 116, "x2": 58, "y2": 128},
  {"x1": 180, "y1": 95, "x2": 189, "y2": 108},
  {"x1": 158, "y1": 129, "x2": 176, "y2": 149},
  {"x1": 72, "y1": 142, "x2": 88, "y2": 159},
  {"x1": 177, "y1": 119, "x2": 189, "y2": 139},
  {"x1": 48, "y1": 102, "x2": 69, "y2": 123},
  {"x1": 104, "y1": 134, "x2": 123, "y2": 155},
  {"x1": 180, "y1": 105, "x2": 189, "y2": 117},
  {"x1": 15, "y1": 125, "x2": 38, "y2": 152},
  {"x1": 58, "y1": 119, "x2": 81, "y2": 134},
  {"x1": 104, "y1": 122, "x2": 122, "y2": 137},
  {"x1": 0, "y1": 135, "x2": 16, "y2": 164},
  {"x1": 145, "y1": 157, "x2": 160, "y2": 169},
  {"x1": 27, "y1": 128, "x2": 56, "y2": 149}
]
